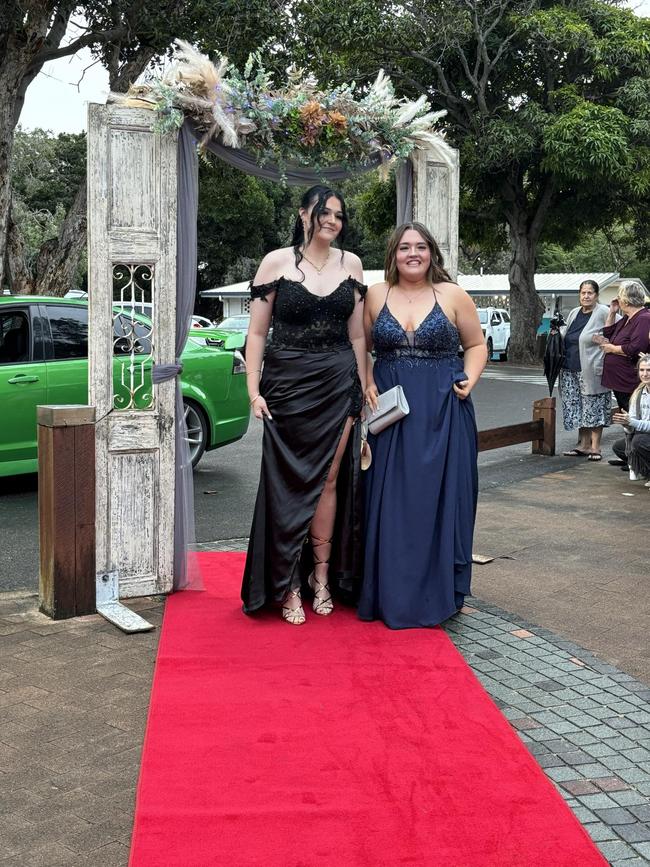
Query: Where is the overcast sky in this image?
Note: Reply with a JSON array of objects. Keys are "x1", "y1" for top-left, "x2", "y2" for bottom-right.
[{"x1": 19, "y1": 1, "x2": 650, "y2": 135}]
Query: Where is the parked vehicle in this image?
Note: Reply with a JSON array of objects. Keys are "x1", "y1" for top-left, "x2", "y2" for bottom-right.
[
  {"x1": 0, "y1": 296, "x2": 250, "y2": 477},
  {"x1": 477, "y1": 307, "x2": 511, "y2": 361},
  {"x1": 216, "y1": 313, "x2": 274, "y2": 355},
  {"x1": 219, "y1": 314, "x2": 250, "y2": 333},
  {"x1": 191, "y1": 314, "x2": 216, "y2": 329}
]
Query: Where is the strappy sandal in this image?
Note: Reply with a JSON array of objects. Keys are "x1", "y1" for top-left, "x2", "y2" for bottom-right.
[
  {"x1": 308, "y1": 534, "x2": 334, "y2": 616},
  {"x1": 282, "y1": 588, "x2": 305, "y2": 625}
]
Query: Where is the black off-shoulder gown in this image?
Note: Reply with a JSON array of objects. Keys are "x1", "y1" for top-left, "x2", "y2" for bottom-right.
[{"x1": 241, "y1": 276, "x2": 367, "y2": 613}]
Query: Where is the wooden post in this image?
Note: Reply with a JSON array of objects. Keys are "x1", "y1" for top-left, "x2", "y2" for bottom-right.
[
  {"x1": 532, "y1": 397, "x2": 556, "y2": 456},
  {"x1": 38, "y1": 405, "x2": 96, "y2": 619}
]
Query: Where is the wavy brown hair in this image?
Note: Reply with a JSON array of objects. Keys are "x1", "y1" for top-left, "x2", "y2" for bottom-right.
[{"x1": 384, "y1": 222, "x2": 453, "y2": 288}]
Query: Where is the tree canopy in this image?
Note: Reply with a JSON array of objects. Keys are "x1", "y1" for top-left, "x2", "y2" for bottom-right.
[
  {"x1": 0, "y1": 0, "x2": 289, "y2": 292},
  {"x1": 286, "y1": 0, "x2": 650, "y2": 360}
]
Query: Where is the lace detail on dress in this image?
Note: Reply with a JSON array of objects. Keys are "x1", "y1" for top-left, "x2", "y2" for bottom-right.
[
  {"x1": 255, "y1": 276, "x2": 366, "y2": 351},
  {"x1": 347, "y1": 364, "x2": 364, "y2": 415},
  {"x1": 249, "y1": 279, "x2": 281, "y2": 302},
  {"x1": 373, "y1": 302, "x2": 460, "y2": 364}
]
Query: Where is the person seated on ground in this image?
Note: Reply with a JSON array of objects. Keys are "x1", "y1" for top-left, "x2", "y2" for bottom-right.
[{"x1": 611, "y1": 354, "x2": 650, "y2": 485}]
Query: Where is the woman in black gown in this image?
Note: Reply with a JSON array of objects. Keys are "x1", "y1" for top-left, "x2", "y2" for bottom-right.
[{"x1": 241, "y1": 186, "x2": 367, "y2": 624}]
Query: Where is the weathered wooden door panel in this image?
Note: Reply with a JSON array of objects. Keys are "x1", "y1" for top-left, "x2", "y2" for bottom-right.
[
  {"x1": 88, "y1": 104, "x2": 177, "y2": 597},
  {"x1": 412, "y1": 143, "x2": 459, "y2": 280}
]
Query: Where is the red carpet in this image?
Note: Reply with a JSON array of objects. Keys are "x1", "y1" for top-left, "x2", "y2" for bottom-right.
[{"x1": 129, "y1": 552, "x2": 606, "y2": 866}]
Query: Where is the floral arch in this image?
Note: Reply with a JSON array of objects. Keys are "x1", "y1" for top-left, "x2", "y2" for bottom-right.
[{"x1": 89, "y1": 42, "x2": 459, "y2": 605}]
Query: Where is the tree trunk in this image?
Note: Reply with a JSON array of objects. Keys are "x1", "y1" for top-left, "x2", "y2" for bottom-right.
[
  {"x1": 0, "y1": 71, "x2": 22, "y2": 290},
  {"x1": 502, "y1": 174, "x2": 553, "y2": 365},
  {"x1": 31, "y1": 181, "x2": 87, "y2": 297},
  {"x1": 507, "y1": 230, "x2": 544, "y2": 364},
  {"x1": 30, "y1": 46, "x2": 157, "y2": 296},
  {"x1": 5, "y1": 206, "x2": 32, "y2": 294}
]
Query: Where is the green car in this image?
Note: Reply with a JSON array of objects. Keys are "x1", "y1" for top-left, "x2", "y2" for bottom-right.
[{"x1": 0, "y1": 295, "x2": 250, "y2": 477}]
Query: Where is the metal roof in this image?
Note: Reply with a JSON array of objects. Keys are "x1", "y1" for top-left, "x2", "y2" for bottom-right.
[{"x1": 456, "y1": 272, "x2": 620, "y2": 295}]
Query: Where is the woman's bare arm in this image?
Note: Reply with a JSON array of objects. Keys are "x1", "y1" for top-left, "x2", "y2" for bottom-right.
[
  {"x1": 453, "y1": 287, "x2": 488, "y2": 399},
  {"x1": 246, "y1": 253, "x2": 282, "y2": 419}
]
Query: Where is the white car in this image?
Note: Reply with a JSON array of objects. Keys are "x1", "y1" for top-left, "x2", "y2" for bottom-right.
[
  {"x1": 191, "y1": 315, "x2": 215, "y2": 329},
  {"x1": 477, "y1": 307, "x2": 511, "y2": 360}
]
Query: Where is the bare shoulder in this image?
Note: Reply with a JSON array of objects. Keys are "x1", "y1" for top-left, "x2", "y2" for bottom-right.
[
  {"x1": 367, "y1": 280, "x2": 388, "y2": 297},
  {"x1": 341, "y1": 249, "x2": 363, "y2": 280},
  {"x1": 366, "y1": 281, "x2": 388, "y2": 313},
  {"x1": 439, "y1": 281, "x2": 475, "y2": 309},
  {"x1": 253, "y1": 247, "x2": 293, "y2": 284},
  {"x1": 261, "y1": 246, "x2": 294, "y2": 268},
  {"x1": 342, "y1": 250, "x2": 362, "y2": 269},
  {"x1": 436, "y1": 280, "x2": 466, "y2": 297}
]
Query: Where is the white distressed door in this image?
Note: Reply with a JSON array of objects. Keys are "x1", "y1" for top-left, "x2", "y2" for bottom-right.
[
  {"x1": 87, "y1": 104, "x2": 177, "y2": 597},
  {"x1": 412, "y1": 142, "x2": 460, "y2": 280}
]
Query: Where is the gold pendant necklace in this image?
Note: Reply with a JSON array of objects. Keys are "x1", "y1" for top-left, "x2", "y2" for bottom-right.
[
  {"x1": 302, "y1": 249, "x2": 330, "y2": 273},
  {"x1": 397, "y1": 283, "x2": 428, "y2": 304}
]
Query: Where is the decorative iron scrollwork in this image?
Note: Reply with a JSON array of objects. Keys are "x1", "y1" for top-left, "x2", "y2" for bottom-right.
[{"x1": 112, "y1": 263, "x2": 155, "y2": 410}]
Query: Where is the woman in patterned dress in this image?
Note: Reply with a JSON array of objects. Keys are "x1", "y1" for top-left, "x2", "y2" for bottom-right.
[{"x1": 559, "y1": 280, "x2": 611, "y2": 461}]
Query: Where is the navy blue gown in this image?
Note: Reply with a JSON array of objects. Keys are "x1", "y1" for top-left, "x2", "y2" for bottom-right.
[{"x1": 358, "y1": 294, "x2": 479, "y2": 628}]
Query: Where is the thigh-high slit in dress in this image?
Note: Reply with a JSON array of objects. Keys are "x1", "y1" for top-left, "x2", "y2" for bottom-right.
[
  {"x1": 359, "y1": 294, "x2": 479, "y2": 628},
  {"x1": 241, "y1": 276, "x2": 366, "y2": 613}
]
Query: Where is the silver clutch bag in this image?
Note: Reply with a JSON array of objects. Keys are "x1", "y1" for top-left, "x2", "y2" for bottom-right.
[{"x1": 365, "y1": 385, "x2": 410, "y2": 435}]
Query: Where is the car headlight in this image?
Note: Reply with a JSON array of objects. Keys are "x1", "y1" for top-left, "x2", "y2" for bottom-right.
[{"x1": 232, "y1": 350, "x2": 246, "y2": 374}]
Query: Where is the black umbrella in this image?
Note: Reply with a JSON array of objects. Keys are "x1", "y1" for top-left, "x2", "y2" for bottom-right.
[{"x1": 543, "y1": 307, "x2": 565, "y2": 396}]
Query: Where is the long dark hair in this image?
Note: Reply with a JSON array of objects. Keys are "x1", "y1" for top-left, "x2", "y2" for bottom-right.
[
  {"x1": 384, "y1": 222, "x2": 452, "y2": 287},
  {"x1": 290, "y1": 185, "x2": 348, "y2": 279},
  {"x1": 579, "y1": 279, "x2": 600, "y2": 294}
]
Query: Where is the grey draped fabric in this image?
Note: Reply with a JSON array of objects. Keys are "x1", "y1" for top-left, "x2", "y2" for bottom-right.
[
  {"x1": 189, "y1": 119, "x2": 383, "y2": 185},
  {"x1": 170, "y1": 118, "x2": 415, "y2": 593},
  {"x1": 395, "y1": 159, "x2": 413, "y2": 226},
  {"x1": 152, "y1": 121, "x2": 202, "y2": 591}
]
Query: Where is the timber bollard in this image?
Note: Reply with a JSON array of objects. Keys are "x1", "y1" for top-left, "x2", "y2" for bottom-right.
[
  {"x1": 38, "y1": 405, "x2": 96, "y2": 619},
  {"x1": 532, "y1": 397, "x2": 556, "y2": 456},
  {"x1": 478, "y1": 397, "x2": 556, "y2": 455}
]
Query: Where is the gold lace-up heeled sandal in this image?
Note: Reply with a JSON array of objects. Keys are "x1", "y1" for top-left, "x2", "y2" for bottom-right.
[
  {"x1": 308, "y1": 535, "x2": 334, "y2": 616},
  {"x1": 281, "y1": 586, "x2": 305, "y2": 625}
]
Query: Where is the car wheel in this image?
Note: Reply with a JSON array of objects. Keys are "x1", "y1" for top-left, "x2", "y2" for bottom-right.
[
  {"x1": 183, "y1": 400, "x2": 208, "y2": 468},
  {"x1": 500, "y1": 339, "x2": 510, "y2": 362},
  {"x1": 486, "y1": 338, "x2": 493, "y2": 360}
]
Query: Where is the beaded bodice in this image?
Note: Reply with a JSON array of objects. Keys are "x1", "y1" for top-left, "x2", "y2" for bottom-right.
[
  {"x1": 250, "y1": 276, "x2": 366, "y2": 351},
  {"x1": 373, "y1": 301, "x2": 460, "y2": 363}
]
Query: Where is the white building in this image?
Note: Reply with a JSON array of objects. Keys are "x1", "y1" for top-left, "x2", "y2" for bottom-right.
[{"x1": 200, "y1": 270, "x2": 645, "y2": 321}]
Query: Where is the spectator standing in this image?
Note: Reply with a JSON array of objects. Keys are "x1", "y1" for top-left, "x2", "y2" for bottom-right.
[
  {"x1": 599, "y1": 281, "x2": 650, "y2": 411},
  {"x1": 559, "y1": 280, "x2": 611, "y2": 461}
]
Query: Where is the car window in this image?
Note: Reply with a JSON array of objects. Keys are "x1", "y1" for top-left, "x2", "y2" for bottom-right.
[
  {"x1": 501, "y1": 311, "x2": 510, "y2": 323},
  {"x1": 46, "y1": 305, "x2": 88, "y2": 359},
  {"x1": 491, "y1": 312, "x2": 501, "y2": 325},
  {"x1": 113, "y1": 314, "x2": 152, "y2": 356},
  {"x1": 477, "y1": 311, "x2": 488, "y2": 324},
  {"x1": 0, "y1": 310, "x2": 30, "y2": 364}
]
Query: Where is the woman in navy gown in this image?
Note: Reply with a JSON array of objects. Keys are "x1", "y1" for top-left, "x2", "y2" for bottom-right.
[{"x1": 359, "y1": 223, "x2": 487, "y2": 628}]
